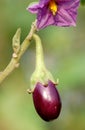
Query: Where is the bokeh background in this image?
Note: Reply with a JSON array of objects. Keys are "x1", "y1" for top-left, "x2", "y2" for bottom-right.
[{"x1": 0, "y1": 0, "x2": 85, "y2": 130}]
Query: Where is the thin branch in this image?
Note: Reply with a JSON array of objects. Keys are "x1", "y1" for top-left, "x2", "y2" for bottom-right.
[{"x1": 0, "y1": 20, "x2": 37, "y2": 84}]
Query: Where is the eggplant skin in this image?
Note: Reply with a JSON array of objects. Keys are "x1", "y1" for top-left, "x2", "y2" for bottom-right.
[{"x1": 33, "y1": 80, "x2": 62, "y2": 121}]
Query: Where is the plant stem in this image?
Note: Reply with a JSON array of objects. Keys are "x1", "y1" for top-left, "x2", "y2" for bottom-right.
[
  {"x1": 0, "y1": 20, "x2": 37, "y2": 85},
  {"x1": 29, "y1": 34, "x2": 55, "y2": 91},
  {"x1": 33, "y1": 34, "x2": 45, "y2": 70}
]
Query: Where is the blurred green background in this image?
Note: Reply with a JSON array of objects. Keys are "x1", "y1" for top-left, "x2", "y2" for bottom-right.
[{"x1": 0, "y1": 0, "x2": 85, "y2": 130}]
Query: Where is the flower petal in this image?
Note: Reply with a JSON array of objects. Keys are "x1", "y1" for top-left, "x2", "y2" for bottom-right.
[
  {"x1": 57, "y1": 0, "x2": 80, "y2": 10},
  {"x1": 55, "y1": 8, "x2": 76, "y2": 26},
  {"x1": 39, "y1": 0, "x2": 50, "y2": 6},
  {"x1": 27, "y1": 2, "x2": 39, "y2": 14},
  {"x1": 37, "y1": 8, "x2": 55, "y2": 29},
  {"x1": 27, "y1": 0, "x2": 80, "y2": 29}
]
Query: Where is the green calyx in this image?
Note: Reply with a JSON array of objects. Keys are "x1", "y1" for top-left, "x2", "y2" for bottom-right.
[{"x1": 30, "y1": 34, "x2": 55, "y2": 90}]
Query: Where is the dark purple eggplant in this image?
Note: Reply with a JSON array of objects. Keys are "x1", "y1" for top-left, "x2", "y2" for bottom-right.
[{"x1": 33, "y1": 80, "x2": 62, "y2": 121}]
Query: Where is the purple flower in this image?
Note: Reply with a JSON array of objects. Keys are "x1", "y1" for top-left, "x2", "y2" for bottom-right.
[{"x1": 27, "y1": 0, "x2": 80, "y2": 29}]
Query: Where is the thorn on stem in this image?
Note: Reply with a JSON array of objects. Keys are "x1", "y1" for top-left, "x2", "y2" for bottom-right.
[
  {"x1": 56, "y1": 78, "x2": 59, "y2": 85},
  {"x1": 27, "y1": 88, "x2": 33, "y2": 94},
  {"x1": 12, "y1": 53, "x2": 18, "y2": 58}
]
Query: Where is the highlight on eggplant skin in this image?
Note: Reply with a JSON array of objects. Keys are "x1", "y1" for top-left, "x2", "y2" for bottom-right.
[{"x1": 32, "y1": 80, "x2": 62, "y2": 121}]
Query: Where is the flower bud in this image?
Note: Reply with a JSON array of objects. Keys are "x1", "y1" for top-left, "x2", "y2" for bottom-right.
[{"x1": 33, "y1": 80, "x2": 61, "y2": 121}]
